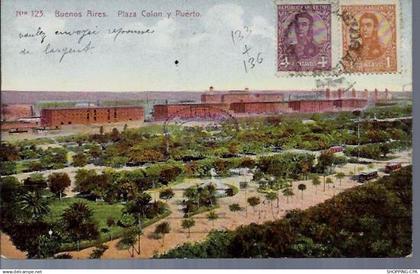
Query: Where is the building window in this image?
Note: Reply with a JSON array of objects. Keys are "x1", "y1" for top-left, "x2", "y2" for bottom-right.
[{"x1": 68, "y1": 121, "x2": 72, "y2": 124}]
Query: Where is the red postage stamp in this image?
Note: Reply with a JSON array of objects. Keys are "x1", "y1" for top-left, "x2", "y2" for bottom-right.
[
  {"x1": 341, "y1": 4, "x2": 397, "y2": 73},
  {"x1": 277, "y1": 4, "x2": 332, "y2": 72}
]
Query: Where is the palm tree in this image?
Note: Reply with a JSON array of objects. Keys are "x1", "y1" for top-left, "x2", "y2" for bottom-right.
[
  {"x1": 311, "y1": 175, "x2": 321, "y2": 193},
  {"x1": 207, "y1": 211, "x2": 219, "y2": 229},
  {"x1": 282, "y1": 187, "x2": 294, "y2": 204},
  {"x1": 298, "y1": 184, "x2": 307, "y2": 200},
  {"x1": 335, "y1": 172, "x2": 346, "y2": 186},
  {"x1": 265, "y1": 192, "x2": 277, "y2": 217},
  {"x1": 61, "y1": 202, "x2": 99, "y2": 251},
  {"x1": 20, "y1": 191, "x2": 50, "y2": 220},
  {"x1": 155, "y1": 222, "x2": 170, "y2": 247},
  {"x1": 181, "y1": 218, "x2": 195, "y2": 238}
]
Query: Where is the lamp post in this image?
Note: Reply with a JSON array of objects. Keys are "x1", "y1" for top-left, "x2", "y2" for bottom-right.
[{"x1": 353, "y1": 110, "x2": 362, "y2": 174}]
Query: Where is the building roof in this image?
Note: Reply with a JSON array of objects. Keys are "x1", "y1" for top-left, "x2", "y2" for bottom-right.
[
  {"x1": 154, "y1": 103, "x2": 228, "y2": 107},
  {"x1": 41, "y1": 105, "x2": 144, "y2": 111}
]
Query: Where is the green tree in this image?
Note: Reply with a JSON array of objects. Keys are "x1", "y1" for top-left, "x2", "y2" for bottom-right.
[
  {"x1": 61, "y1": 202, "x2": 99, "y2": 251},
  {"x1": 207, "y1": 211, "x2": 219, "y2": 229},
  {"x1": 72, "y1": 152, "x2": 89, "y2": 167},
  {"x1": 265, "y1": 192, "x2": 277, "y2": 217},
  {"x1": 335, "y1": 172, "x2": 346, "y2": 186},
  {"x1": 298, "y1": 184, "x2": 307, "y2": 200},
  {"x1": 37, "y1": 233, "x2": 62, "y2": 258},
  {"x1": 155, "y1": 222, "x2": 171, "y2": 247},
  {"x1": 0, "y1": 161, "x2": 17, "y2": 175},
  {"x1": 106, "y1": 216, "x2": 115, "y2": 241},
  {"x1": 326, "y1": 177, "x2": 334, "y2": 189},
  {"x1": 311, "y1": 175, "x2": 321, "y2": 193},
  {"x1": 110, "y1": 127, "x2": 121, "y2": 142},
  {"x1": 282, "y1": 187, "x2": 294, "y2": 204},
  {"x1": 117, "y1": 227, "x2": 140, "y2": 257},
  {"x1": 229, "y1": 203, "x2": 242, "y2": 212},
  {"x1": 326, "y1": 177, "x2": 334, "y2": 195},
  {"x1": 19, "y1": 191, "x2": 50, "y2": 220},
  {"x1": 89, "y1": 244, "x2": 109, "y2": 259},
  {"x1": 125, "y1": 192, "x2": 152, "y2": 219},
  {"x1": 239, "y1": 181, "x2": 249, "y2": 216},
  {"x1": 317, "y1": 151, "x2": 335, "y2": 174},
  {"x1": 23, "y1": 173, "x2": 47, "y2": 191},
  {"x1": 47, "y1": 172, "x2": 71, "y2": 200},
  {"x1": 380, "y1": 143, "x2": 391, "y2": 158},
  {"x1": 247, "y1": 196, "x2": 261, "y2": 219},
  {"x1": 159, "y1": 188, "x2": 175, "y2": 204},
  {"x1": 181, "y1": 218, "x2": 195, "y2": 238}
]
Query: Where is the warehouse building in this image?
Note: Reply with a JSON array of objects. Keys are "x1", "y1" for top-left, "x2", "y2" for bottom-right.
[
  {"x1": 153, "y1": 103, "x2": 229, "y2": 121},
  {"x1": 40, "y1": 106, "x2": 144, "y2": 128}
]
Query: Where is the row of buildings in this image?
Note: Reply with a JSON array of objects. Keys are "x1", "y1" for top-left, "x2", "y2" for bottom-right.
[{"x1": 1, "y1": 88, "x2": 392, "y2": 129}]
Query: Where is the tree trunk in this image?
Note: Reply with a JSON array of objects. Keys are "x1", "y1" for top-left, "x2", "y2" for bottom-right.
[
  {"x1": 271, "y1": 202, "x2": 274, "y2": 218},
  {"x1": 245, "y1": 189, "x2": 248, "y2": 217},
  {"x1": 137, "y1": 234, "x2": 141, "y2": 255}
]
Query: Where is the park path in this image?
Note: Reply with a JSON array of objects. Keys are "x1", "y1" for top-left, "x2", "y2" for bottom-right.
[
  {"x1": 1, "y1": 150, "x2": 411, "y2": 259},
  {"x1": 0, "y1": 233, "x2": 27, "y2": 259},
  {"x1": 66, "y1": 169, "x2": 360, "y2": 259}
]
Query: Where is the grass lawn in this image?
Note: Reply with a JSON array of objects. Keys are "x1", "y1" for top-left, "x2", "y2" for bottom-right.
[
  {"x1": 47, "y1": 197, "x2": 125, "y2": 251},
  {"x1": 47, "y1": 197, "x2": 124, "y2": 232},
  {"x1": 46, "y1": 197, "x2": 171, "y2": 252}
]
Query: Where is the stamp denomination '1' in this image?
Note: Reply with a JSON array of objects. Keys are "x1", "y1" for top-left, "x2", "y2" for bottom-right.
[
  {"x1": 277, "y1": 4, "x2": 332, "y2": 72},
  {"x1": 341, "y1": 4, "x2": 397, "y2": 73}
]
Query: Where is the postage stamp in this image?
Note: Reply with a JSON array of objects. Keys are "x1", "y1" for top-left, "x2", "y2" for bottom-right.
[
  {"x1": 341, "y1": 4, "x2": 397, "y2": 73},
  {"x1": 277, "y1": 4, "x2": 332, "y2": 72}
]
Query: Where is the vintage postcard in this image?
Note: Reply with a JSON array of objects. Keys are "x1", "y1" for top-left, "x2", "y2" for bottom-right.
[{"x1": 0, "y1": 0, "x2": 413, "y2": 265}]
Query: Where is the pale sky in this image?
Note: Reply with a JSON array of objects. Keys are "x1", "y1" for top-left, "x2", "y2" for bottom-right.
[{"x1": 1, "y1": 0, "x2": 412, "y2": 92}]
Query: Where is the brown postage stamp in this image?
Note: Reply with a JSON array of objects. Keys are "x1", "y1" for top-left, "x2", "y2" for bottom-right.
[{"x1": 341, "y1": 4, "x2": 397, "y2": 73}]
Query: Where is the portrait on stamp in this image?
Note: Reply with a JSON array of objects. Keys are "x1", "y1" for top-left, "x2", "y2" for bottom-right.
[
  {"x1": 342, "y1": 5, "x2": 397, "y2": 73},
  {"x1": 277, "y1": 4, "x2": 332, "y2": 72}
]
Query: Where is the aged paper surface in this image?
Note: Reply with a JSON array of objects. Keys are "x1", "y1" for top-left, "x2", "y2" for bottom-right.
[{"x1": 1, "y1": 0, "x2": 412, "y2": 261}]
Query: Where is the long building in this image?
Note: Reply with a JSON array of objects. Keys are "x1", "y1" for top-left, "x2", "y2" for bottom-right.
[
  {"x1": 153, "y1": 103, "x2": 229, "y2": 121},
  {"x1": 40, "y1": 106, "x2": 144, "y2": 128},
  {"x1": 201, "y1": 88, "x2": 285, "y2": 104},
  {"x1": 230, "y1": 101, "x2": 290, "y2": 114},
  {"x1": 231, "y1": 99, "x2": 368, "y2": 115}
]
